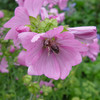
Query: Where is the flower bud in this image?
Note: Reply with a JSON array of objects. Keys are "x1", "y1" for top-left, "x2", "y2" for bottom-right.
[
  {"x1": 42, "y1": 86, "x2": 52, "y2": 96},
  {"x1": 9, "y1": 46, "x2": 15, "y2": 53},
  {"x1": 16, "y1": 26, "x2": 30, "y2": 33},
  {"x1": 28, "y1": 82, "x2": 40, "y2": 94},
  {"x1": 57, "y1": 83, "x2": 63, "y2": 89},
  {"x1": 23, "y1": 75, "x2": 32, "y2": 85}
]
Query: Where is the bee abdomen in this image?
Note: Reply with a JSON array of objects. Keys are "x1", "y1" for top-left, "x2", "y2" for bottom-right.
[{"x1": 51, "y1": 45, "x2": 59, "y2": 54}]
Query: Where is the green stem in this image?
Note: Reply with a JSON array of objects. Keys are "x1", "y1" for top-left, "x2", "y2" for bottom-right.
[{"x1": 30, "y1": 93, "x2": 33, "y2": 100}]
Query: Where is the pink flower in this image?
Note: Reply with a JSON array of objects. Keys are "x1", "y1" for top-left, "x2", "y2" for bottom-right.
[
  {"x1": 17, "y1": 50, "x2": 26, "y2": 66},
  {"x1": 43, "y1": 0, "x2": 59, "y2": 6},
  {"x1": 9, "y1": 45, "x2": 15, "y2": 53},
  {"x1": 36, "y1": 95, "x2": 40, "y2": 98},
  {"x1": 40, "y1": 90, "x2": 43, "y2": 94},
  {"x1": 82, "y1": 39, "x2": 99, "y2": 61},
  {"x1": 19, "y1": 26, "x2": 87, "y2": 80},
  {"x1": 58, "y1": 0, "x2": 68, "y2": 10},
  {"x1": 0, "y1": 27, "x2": 5, "y2": 36},
  {"x1": 40, "y1": 80, "x2": 54, "y2": 87},
  {"x1": 16, "y1": 0, "x2": 25, "y2": 6},
  {"x1": 16, "y1": 77, "x2": 19, "y2": 80},
  {"x1": 43, "y1": 0, "x2": 68, "y2": 10},
  {"x1": 68, "y1": 26, "x2": 97, "y2": 43},
  {"x1": 0, "y1": 52, "x2": 2, "y2": 55},
  {"x1": 41, "y1": 8, "x2": 65, "y2": 23},
  {"x1": 0, "y1": 57, "x2": 9, "y2": 73},
  {"x1": 4, "y1": 0, "x2": 44, "y2": 46},
  {"x1": 0, "y1": 11, "x2": 4, "y2": 18},
  {"x1": 4, "y1": 7, "x2": 30, "y2": 41},
  {"x1": 48, "y1": 4, "x2": 54, "y2": 9},
  {"x1": 49, "y1": 8, "x2": 65, "y2": 23}
]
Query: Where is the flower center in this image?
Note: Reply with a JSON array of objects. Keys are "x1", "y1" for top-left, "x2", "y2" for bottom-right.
[{"x1": 43, "y1": 38, "x2": 59, "y2": 55}]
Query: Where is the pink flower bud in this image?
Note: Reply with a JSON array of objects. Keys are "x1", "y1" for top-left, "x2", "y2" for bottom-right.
[
  {"x1": 40, "y1": 90, "x2": 43, "y2": 94},
  {"x1": 16, "y1": 26, "x2": 30, "y2": 33},
  {"x1": 9, "y1": 46, "x2": 15, "y2": 53},
  {"x1": 16, "y1": 77, "x2": 19, "y2": 80}
]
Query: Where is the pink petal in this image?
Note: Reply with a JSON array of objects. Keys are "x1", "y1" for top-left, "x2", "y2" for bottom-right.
[
  {"x1": 24, "y1": 0, "x2": 44, "y2": 17},
  {"x1": 0, "y1": 11, "x2": 4, "y2": 18},
  {"x1": 89, "y1": 39, "x2": 99, "y2": 56},
  {"x1": 9, "y1": 46, "x2": 15, "y2": 53},
  {"x1": 0, "y1": 57, "x2": 8, "y2": 73},
  {"x1": 16, "y1": 25, "x2": 30, "y2": 33},
  {"x1": 58, "y1": 0, "x2": 68, "y2": 10},
  {"x1": 31, "y1": 33, "x2": 45, "y2": 43},
  {"x1": 28, "y1": 50, "x2": 60, "y2": 80},
  {"x1": 57, "y1": 31, "x2": 74, "y2": 39},
  {"x1": 58, "y1": 13, "x2": 65, "y2": 22},
  {"x1": 55, "y1": 46, "x2": 82, "y2": 79},
  {"x1": 4, "y1": 7, "x2": 30, "y2": 28},
  {"x1": 41, "y1": 7, "x2": 49, "y2": 20},
  {"x1": 1, "y1": 58, "x2": 8, "y2": 68},
  {"x1": 48, "y1": 0, "x2": 59, "y2": 5},
  {"x1": 68, "y1": 26, "x2": 97, "y2": 43},
  {"x1": 16, "y1": 0, "x2": 25, "y2": 6},
  {"x1": 59, "y1": 46, "x2": 82, "y2": 66},
  {"x1": 17, "y1": 50, "x2": 26, "y2": 66},
  {"x1": 5, "y1": 28, "x2": 18, "y2": 40},
  {"x1": 57, "y1": 32, "x2": 88, "y2": 52},
  {"x1": 43, "y1": 26, "x2": 63, "y2": 38},
  {"x1": 0, "y1": 67, "x2": 9, "y2": 73},
  {"x1": 18, "y1": 32, "x2": 37, "y2": 49},
  {"x1": 26, "y1": 39, "x2": 43, "y2": 66},
  {"x1": 49, "y1": 8, "x2": 58, "y2": 15},
  {"x1": 56, "y1": 55, "x2": 72, "y2": 79}
]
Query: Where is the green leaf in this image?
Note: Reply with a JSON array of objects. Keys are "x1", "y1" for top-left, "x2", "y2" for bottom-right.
[
  {"x1": 61, "y1": 25, "x2": 69, "y2": 33},
  {"x1": 27, "y1": 16, "x2": 58, "y2": 33},
  {"x1": 40, "y1": 18, "x2": 58, "y2": 32}
]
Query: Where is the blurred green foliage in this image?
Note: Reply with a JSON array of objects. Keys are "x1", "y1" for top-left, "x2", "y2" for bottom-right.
[
  {"x1": 63, "y1": 0, "x2": 100, "y2": 33},
  {"x1": 0, "y1": 0, "x2": 17, "y2": 11}
]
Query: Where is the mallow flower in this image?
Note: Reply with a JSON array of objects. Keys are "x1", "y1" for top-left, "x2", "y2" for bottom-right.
[
  {"x1": 0, "y1": 11, "x2": 4, "y2": 18},
  {"x1": 19, "y1": 26, "x2": 88, "y2": 80},
  {"x1": 68, "y1": 26, "x2": 97, "y2": 43},
  {"x1": 9, "y1": 45, "x2": 15, "y2": 53},
  {"x1": 58, "y1": 0, "x2": 68, "y2": 10},
  {"x1": 0, "y1": 57, "x2": 9, "y2": 73},
  {"x1": 43, "y1": 0, "x2": 68, "y2": 10},
  {"x1": 41, "y1": 8, "x2": 65, "y2": 23},
  {"x1": 82, "y1": 39, "x2": 99, "y2": 61},
  {"x1": 43, "y1": 0, "x2": 59, "y2": 7},
  {"x1": 4, "y1": 0, "x2": 44, "y2": 46}
]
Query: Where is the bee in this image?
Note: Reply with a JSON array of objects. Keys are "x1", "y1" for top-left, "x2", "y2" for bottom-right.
[
  {"x1": 51, "y1": 44, "x2": 59, "y2": 54},
  {"x1": 43, "y1": 39, "x2": 59, "y2": 55}
]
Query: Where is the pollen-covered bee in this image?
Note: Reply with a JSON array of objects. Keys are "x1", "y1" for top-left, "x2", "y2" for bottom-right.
[{"x1": 43, "y1": 38, "x2": 59, "y2": 55}]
